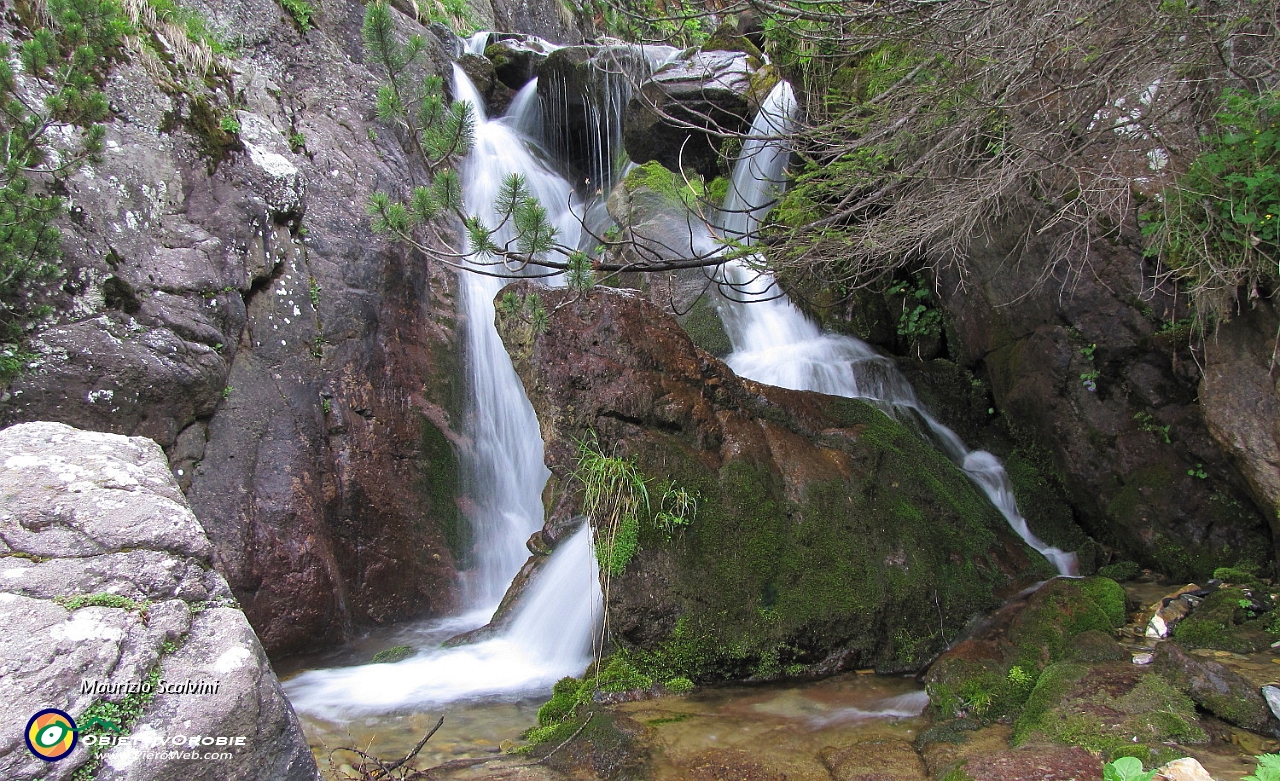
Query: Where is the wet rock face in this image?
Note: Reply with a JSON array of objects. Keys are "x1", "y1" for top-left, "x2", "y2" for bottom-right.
[
  {"x1": 934, "y1": 222, "x2": 1272, "y2": 578},
  {"x1": 1200, "y1": 300, "x2": 1280, "y2": 560},
  {"x1": 0, "y1": 422, "x2": 316, "y2": 781},
  {"x1": 485, "y1": 34, "x2": 557, "y2": 90},
  {"x1": 0, "y1": 0, "x2": 466, "y2": 655},
  {"x1": 500, "y1": 284, "x2": 1053, "y2": 679},
  {"x1": 622, "y1": 51, "x2": 760, "y2": 179}
]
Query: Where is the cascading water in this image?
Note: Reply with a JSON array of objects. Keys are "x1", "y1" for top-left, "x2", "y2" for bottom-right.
[
  {"x1": 715, "y1": 82, "x2": 1077, "y2": 576},
  {"x1": 284, "y1": 64, "x2": 602, "y2": 718}
]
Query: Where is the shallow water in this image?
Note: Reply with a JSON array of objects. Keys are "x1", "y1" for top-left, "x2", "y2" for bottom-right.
[{"x1": 283, "y1": 667, "x2": 929, "y2": 777}]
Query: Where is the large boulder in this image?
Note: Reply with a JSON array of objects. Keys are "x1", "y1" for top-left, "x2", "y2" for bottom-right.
[
  {"x1": 623, "y1": 50, "x2": 767, "y2": 179},
  {"x1": 0, "y1": 422, "x2": 316, "y2": 781},
  {"x1": 498, "y1": 284, "x2": 1053, "y2": 679}
]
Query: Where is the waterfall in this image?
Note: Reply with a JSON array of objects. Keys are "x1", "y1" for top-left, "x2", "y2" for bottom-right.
[
  {"x1": 539, "y1": 44, "x2": 678, "y2": 195},
  {"x1": 284, "y1": 62, "x2": 603, "y2": 717},
  {"x1": 716, "y1": 83, "x2": 1077, "y2": 577}
]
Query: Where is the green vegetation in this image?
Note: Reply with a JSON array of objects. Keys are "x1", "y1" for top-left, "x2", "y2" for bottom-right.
[
  {"x1": 371, "y1": 645, "x2": 414, "y2": 663},
  {"x1": 1172, "y1": 587, "x2": 1272, "y2": 653},
  {"x1": 664, "y1": 676, "x2": 694, "y2": 693},
  {"x1": 573, "y1": 434, "x2": 697, "y2": 576},
  {"x1": 55, "y1": 593, "x2": 147, "y2": 613},
  {"x1": 1103, "y1": 757, "x2": 1156, "y2": 781},
  {"x1": 1143, "y1": 89, "x2": 1279, "y2": 326},
  {"x1": 1133, "y1": 412, "x2": 1170, "y2": 444},
  {"x1": 1246, "y1": 754, "x2": 1280, "y2": 781},
  {"x1": 1097, "y1": 560, "x2": 1141, "y2": 581},
  {"x1": 219, "y1": 116, "x2": 240, "y2": 135},
  {"x1": 887, "y1": 275, "x2": 941, "y2": 343},
  {"x1": 71, "y1": 662, "x2": 165, "y2": 780},
  {"x1": 1015, "y1": 663, "x2": 1204, "y2": 763},
  {"x1": 1, "y1": 0, "x2": 128, "y2": 383},
  {"x1": 277, "y1": 0, "x2": 315, "y2": 31}
]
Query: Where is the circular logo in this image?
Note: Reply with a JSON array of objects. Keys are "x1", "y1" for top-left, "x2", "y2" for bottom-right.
[{"x1": 25, "y1": 709, "x2": 78, "y2": 761}]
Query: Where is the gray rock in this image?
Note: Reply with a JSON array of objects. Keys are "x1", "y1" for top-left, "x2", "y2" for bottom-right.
[
  {"x1": 0, "y1": 422, "x2": 317, "y2": 781},
  {"x1": 623, "y1": 50, "x2": 763, "y2": 178},
  {"x1": 1264, "y1": 684, "x2": 1280, "y2": 721},
  {"x1": 484, "y1": 34, "x2": 557, "y2": 90}
]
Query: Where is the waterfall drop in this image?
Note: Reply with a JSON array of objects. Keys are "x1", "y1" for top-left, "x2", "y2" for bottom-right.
[
  {"x1": 284, "y1": 58, "x2": 602, "y2": 717},
  {"x1": 715, "y1": 83, "x2": 1077, "y2": 576}
]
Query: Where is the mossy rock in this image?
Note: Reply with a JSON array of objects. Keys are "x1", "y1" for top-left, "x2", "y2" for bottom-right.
[
  {"x1": 371, "y1": 645, "x2": 414, "y2": 663},
  {"x1": 925, "y1": 656, "x2": 1038, "y2": 723},
  {"x1": 1153, "y1": 641, "x2": 1275, "y2": 731},
  {"x1": 1008, "y1": 577, "x2": 1127, "y2": 669},
  {"x1": 701, "y1": 21, "x2": 763, "y2": 59},
  {"x1": 1172, "y1": 587, "x2": 1272, "y2": 653},
  {"x1": 677, "y1": 294, "x2": 731, "y2": 357},
  {"x1": 1097, "y1": 560, "x2": 1141, "y2": 581},
  {"x1": 1014, "y1": 662, "x2": 1205, "y2": 762},
  {"x1": 1068, "y1": 630, "x2": 1127, "y2": 663},
  {"x1": 617, "y1": 398, "x2": 1054, "y2": 682}
]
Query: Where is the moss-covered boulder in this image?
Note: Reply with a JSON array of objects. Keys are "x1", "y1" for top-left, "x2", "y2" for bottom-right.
[
  {"x1": 1171, "y1": 587, "x2": 1272, "y2": 653},
  {"x1": 924, "y1": 577, "x2": 1127, "y2": 724},
  {"x1": 1013, "y1": 662, "x2": 1206, "y2": 764},
  {"x1": 1153, "y1": 641, "x2": 1277, "y2": 733},
  {"x1": 499, "y1": 285, "x2": 1054, "y2": 682}
]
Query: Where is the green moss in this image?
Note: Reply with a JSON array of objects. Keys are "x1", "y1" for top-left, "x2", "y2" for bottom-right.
[
  {"x1": 1172, "y1": 587, "x2": 1272, "y2": 653},
  {"x1": 596, "y1": 656, "x2": 653, "y2": 693},
  {"x1": 419, "y1": 418, "x2": 466, "y2": 566},
  {"x1": 1008, "y1": 578, "x2": 1124, "y2": 669},
  {"x1": 664, "y1": 677, "x2": 694, "y2": 694},
  {"x1": 1098, "y1": 560, "x2": 1141, "y2": 581},
  {"x1": 1078, "y1": 577, "x2": 1127, "y2": 627},
  {"x1": 55, "y1": 593, "x2": 146, "y2": 613},
  {"x1": 622, "y1": 160, "x2": 704, "y2": 207},
  {"x1": 679, "y1": 294, "x2": 731, "y2": 356},
  {"x1": 939, "y1": 763, "x2": 977, "y2": 781},
  {"x1": 1013, "y1": 662, "x2": 1087, "y2": 744},
  {"x1": 701, "y1": 22, "x2": 763, "y2": 58},
  {"x1": 371, "y1": 645, "x2": 414, "y2": 663},
  {"x1": 617, "y1": 397, "x2": 1048, "y2": 682},
  {"x1": 1016, "y1": 664, "x2": 1205, "y2": 761},
  {"x1": 159, "y1": 95, "x2": 244, "y2": 173},
  {"x1": 537, "y1": 676, "x2": 590, "y2": 726}
]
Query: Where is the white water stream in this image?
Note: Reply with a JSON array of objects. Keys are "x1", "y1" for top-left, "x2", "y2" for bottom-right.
[
  {"x1": 285, "y1": 67, "x2": 602, "y2": 718},
  {"x1": 715, "y1": 82, "x2": 1077, "y2": 577}
]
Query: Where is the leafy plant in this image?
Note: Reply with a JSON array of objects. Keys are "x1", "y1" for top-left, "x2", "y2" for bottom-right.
[
  {"x1": 1187, "y1": 463, "x2": 1208, "y2": 480},
  {"x1": 887, "y1": 276, "x2": 941, "y2": 341},
  {"x1": 1102, "y1": 757, "x2": 1155, "y2": 781},
  {"x1": 1144, "y1": 89, "x2": 1279, "y2": 325},
  {"x1": 1133, "y1": 412, "x2": 1171, "y2": 443},
  {"x1": 278, "y1": 0, "x2": 315, "y2": 31},
  {"x1": 219, "y1": 116, "x2": 240, "y2": 134},
  {"x1": 1244, "y1": 754, "x2": 1280, "y2": 781}
]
